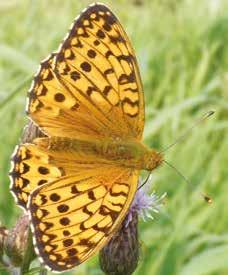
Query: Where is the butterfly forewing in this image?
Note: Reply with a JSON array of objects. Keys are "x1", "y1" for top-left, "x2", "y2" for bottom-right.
[
  {"x1": 32, "y1": 2, "x2": 144, "y2": 139},
  {"x1": 13, "y1": 2, "x2": 145, "y2": 206},
  {"x1": 27, "y1": 54, "x2": 113, "y2": 139},
  {"x1": 29, "y1": 168, "x2": 138, "y2": 271}
]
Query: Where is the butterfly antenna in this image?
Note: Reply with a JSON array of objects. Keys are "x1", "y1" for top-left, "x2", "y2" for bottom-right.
[
  {"x1": 160, "y1": 110, "x2": 215, "y2": 154},
  {"x1": 163, "y1": 159, "x2": 212, "y2": 204},
  {"x1": 138, "y1": 172, "x2": 151, "y2": 190}
]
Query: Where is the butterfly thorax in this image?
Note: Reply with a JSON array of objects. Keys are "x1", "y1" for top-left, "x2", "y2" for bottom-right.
[{"x1": 35, "y1": 136, "x2": 163, "y2": 171}]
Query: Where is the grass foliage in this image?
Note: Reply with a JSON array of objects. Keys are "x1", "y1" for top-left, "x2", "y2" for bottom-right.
[{"x1": 0, "y1": 0, "x2": 227, "y2": 274}]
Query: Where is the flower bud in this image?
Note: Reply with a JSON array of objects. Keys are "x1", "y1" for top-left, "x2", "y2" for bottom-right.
[
  {"x1": 0, "y1": 226, "x2": 8, "y2": 257},
  {"x1": 4, "y1": 215, "x2": 30, "y2": 266},
  {"x1": 99, "y1": 176, "x2": 165, "y2": 275},
  {"x1": 99, "y1": 212, "x2": 139, "y2": 275},
  {"x1": 21, "y1": 121, "x2": 46, "y2": 143}
]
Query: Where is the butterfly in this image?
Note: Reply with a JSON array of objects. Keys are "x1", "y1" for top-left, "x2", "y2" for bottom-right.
[{"x1": 9, "y1": 3, "x2": 163, "y2": 272}]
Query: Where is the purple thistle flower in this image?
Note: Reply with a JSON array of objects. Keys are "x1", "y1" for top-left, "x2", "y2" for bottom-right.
[{"x1": 124, "y1": 175, "x2": 166, "y2": 227}]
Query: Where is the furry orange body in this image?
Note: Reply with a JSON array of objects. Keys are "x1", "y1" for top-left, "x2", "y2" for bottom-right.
[{"x1": 36, "y1": 136, "x2": 163, "y2": 171}]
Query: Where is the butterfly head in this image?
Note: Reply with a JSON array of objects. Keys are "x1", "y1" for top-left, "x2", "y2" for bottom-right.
[{"x1": 144, "y1": 150, "x2": 163, "y2": 171}]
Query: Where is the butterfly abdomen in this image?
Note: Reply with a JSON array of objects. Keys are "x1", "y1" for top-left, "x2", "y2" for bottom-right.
[{"x1": 35, "y1": 136, "x2": 162, "y2": 170}]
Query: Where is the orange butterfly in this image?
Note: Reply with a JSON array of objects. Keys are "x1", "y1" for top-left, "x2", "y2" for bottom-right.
[{"x1": 9, "y1": 3, "x2": 162, "y2": 272}]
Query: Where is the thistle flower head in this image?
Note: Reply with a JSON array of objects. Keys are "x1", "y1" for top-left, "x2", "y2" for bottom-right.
[
  {"x1": 4, "y1": 215, "x2": 30, "y2": 266},
  {"x1": 0, "y1": 226, "x2": 8, "y2": 257},
  {"x1": 99, "y1": 175, "x2": 166, "y2": 275},
  {"x1": 124, "y1": 175, "x2": 166, "y2": 227}
]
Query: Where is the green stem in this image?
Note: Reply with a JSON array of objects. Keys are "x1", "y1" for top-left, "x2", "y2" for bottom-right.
[
  {"x1": 21, "y1": 229, "x2": 35, "y2": 274},
  {"x1": 39, "y1": 268, "x2": 47, "y2": 275}
]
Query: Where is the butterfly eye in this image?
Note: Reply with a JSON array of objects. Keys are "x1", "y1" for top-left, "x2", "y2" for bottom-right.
[{"x1": 144, "y1": 153, "x2": 163, "y2": 171}]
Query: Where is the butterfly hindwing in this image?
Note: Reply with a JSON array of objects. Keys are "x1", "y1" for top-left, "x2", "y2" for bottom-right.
[
  {"x1": 10, "y1": 139, "x2": 123, "y2": 209},
  {"x1": 9, "y1": 144, "x2": 63, "y2": 209},
  {"x1": 29, "y1": 168, "x2": 138, "y2": 271}
]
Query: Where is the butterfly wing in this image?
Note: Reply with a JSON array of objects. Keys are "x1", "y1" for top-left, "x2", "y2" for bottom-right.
[
  {"x1": 28, "y1": 3, "x2": 144, "y2": 140},
  {"x1": 28, "y1": 54, "x2": 118, "y2": 139},
  {"x1": 10, "y1": 140, "x2": 121, "y2": 209},
  {"x1": 29, "y1": 168, "x2": 138, "y2": 271},
  {"x1": 10, "y1": 144, "x2": 63, "y2": 209}
]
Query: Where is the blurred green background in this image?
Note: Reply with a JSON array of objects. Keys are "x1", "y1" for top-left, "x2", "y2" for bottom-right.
[{"x1": 0, "y1": 0, "x2": 227, "y2": 274}]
